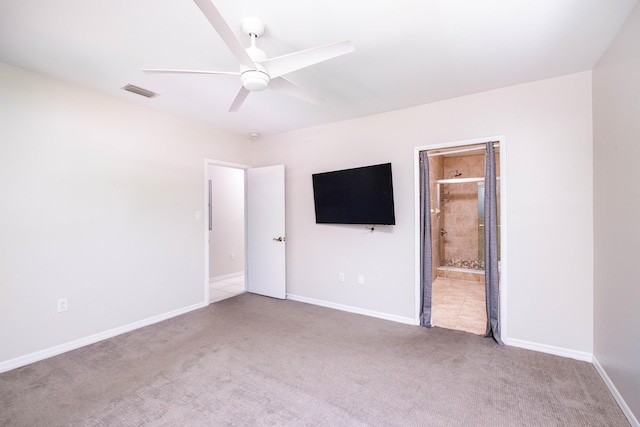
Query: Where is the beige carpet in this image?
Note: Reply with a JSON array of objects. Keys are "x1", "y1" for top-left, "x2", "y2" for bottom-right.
[{"x1": 0, "y1": 294, "x2": 628, "y2": 426}]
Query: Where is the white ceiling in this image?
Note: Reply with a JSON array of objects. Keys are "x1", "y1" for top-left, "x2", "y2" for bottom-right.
[{"x1": 0, "y1": 0, "x2": 637, "y2": 138}]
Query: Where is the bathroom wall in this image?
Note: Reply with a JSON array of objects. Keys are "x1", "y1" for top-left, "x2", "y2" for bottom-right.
[
  {"x1": 437, "y1": 151, "x2": 500, "y2": 282},
  {"x1": 440, "y1": 153, "x2": 500, "y2": 267},
  {"x1": 441, "y1": 153, "x2": 485, "y2": 266}
]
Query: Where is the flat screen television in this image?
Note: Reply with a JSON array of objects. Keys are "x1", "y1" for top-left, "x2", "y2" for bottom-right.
[{"x1": 312, "y1": 163, "x2": 396, "y2": 225}]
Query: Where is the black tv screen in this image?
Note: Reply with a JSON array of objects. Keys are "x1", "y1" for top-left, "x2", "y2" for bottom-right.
[{"x1": 312, "y1": 163, "x2": 396, "y2": 225}]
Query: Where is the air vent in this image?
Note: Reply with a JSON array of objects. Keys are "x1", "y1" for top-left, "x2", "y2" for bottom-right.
[{"x1": 122, "y1": 84, "x2": 158, "y2": 98}]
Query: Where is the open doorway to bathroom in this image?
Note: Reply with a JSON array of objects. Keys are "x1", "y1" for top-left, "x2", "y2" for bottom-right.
[
  {"x1": 424, "y1": 143, "x2": 501, "y2": 335},
  {"x1": 207, "y1": 163, "x2": 246, "y2": 303}
]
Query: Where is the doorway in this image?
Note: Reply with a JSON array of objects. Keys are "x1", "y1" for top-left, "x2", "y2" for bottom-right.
[
  {"x1": 431, "y1": 146, "x2": 499, "y2": 334},
  {"x1": 203, "y1": 161, "x2": 287, "y2": 304},
  {"x1": 206, "y1": 162, "x2": 247, "y2": 303},
  {"x1": 414, "y1": 136, "x2": 508, "y2": 338}
]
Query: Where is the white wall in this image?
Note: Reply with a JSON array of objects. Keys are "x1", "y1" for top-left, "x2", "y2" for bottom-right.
[
  {"x1": 0, "y1": 63, "x2": 252, "y2": 365},
  {"x1": 208, "y1": 165, "x2": 245, "y2": 279},
  {"x1": 0, "y1": 59, "x2": 598, "y2": 368},
  {"x1": 593, "y1": 1, "x2": 640, "y2": 421},
  {"x1": 254, "y1": 71, "x2": 594, "y2": 354}
]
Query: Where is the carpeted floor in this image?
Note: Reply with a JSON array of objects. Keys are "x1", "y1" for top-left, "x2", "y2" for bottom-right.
[{"x1": 0, "y1": 293, "x2": 628, "y2": 426}]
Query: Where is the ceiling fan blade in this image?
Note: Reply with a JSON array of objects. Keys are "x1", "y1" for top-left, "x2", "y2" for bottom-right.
[
  {"x1": 229, "y1": 87, "x2": 250, "y2": 112},
  {"x1": 260, "y1": 40, "x2": 354, "y2": 78},
  {"x1": 192, "y1": 0, "x2": 255, "y2": 69},
  {"x1": 142, "y1": 68, "x2": 240, "y2": 76},
  {"x1": 269, "y1": 77, "x2": 324, "y2": 105}
]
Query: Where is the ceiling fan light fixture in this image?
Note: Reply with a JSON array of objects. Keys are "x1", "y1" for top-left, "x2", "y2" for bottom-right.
[{"x1": 241, "y1": 70, "x2": 269, "y2": 91}]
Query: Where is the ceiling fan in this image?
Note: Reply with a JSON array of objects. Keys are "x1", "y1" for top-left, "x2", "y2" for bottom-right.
[{"x1": 143, "y1": 0, "x2": 354, "y2": 112}]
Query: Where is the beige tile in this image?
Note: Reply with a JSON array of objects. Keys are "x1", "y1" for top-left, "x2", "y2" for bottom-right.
[
  {"x1": 431, "y1": 297, "x2": 445, "y2": 306},
  {"x1": 466, "y1": 286, "x2": 486, "y2": 297},
  {"x1": 463, "y1": 292, "x2": 486, "y2": 305},
  {"x1": 440, "y1": 289, "x2": 464, "y2": 299},
  {"x1": 446, "y1": 270, "x2": 464, "y2": 280},
  {"x1": 456, "y1": 318, "x2": 486, "y2": 335},
  {"x1": 463, "y1": 285, "x2": 482, "y2": 296},
  {"x1": 467, "y1": 294, "x2": 485, "y2": 304},
  {"x1": 461, "y1": 312, "x2": 486, "y2": 322},
  {"x1": 432, "y1": 277, "x2": 450, "y2": 288},
  {"x1": 464, "y1": 298, "x2": 486, "y2": 310},
  {"x1": 447, "y1": 283, "x2": 470, "y2": 293},
  {"x1": 459, "y1": 272, "x2": 474, "y2": 281},
  {"x1": 435, "y1": 303, "x2": 462, "y2": 316},
  {"x1": 432, "y1": 277, "x2": 487, "y2": 336}
]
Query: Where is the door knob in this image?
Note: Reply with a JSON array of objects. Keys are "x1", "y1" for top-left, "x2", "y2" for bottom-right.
[{"x1": 272, "y1": 236, "x2": 285, "y2": 242}]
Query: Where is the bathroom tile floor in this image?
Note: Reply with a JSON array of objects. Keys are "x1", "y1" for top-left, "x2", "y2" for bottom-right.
[
  {"x1": 209, "y1": 275, "x2": 245, "y2": 303},
  {"x1": 432, "y1": 277, "x2": 486, "y2": 335}
]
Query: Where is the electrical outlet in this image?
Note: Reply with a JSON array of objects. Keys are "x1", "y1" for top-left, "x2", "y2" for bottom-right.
[
  {"x1": 195, "y1": 211, "x2": 202, "y2": 221},
  {"x1": 358, "y1": 274, "x2": 365, "y2": 285},
  {"x1": 230, "y1": 252, "x2": 235, "y2": 261},
  {"x1": 57, "y1": 298, "x2": 68, "y2": 313},
  {"x1": 338, "y1": 272, "x2": 345, "y2": 282}
]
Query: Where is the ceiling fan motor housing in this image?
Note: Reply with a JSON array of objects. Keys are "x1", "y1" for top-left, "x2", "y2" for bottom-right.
[
  {"x1": 242, "y1": 43, "x2": 269, "y2": 91},
  {"x1": 241, "y1": 70, "x2": 269, "y2": 91}
]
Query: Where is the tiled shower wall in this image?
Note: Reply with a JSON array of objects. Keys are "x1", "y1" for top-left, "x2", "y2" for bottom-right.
[
  {"x1": 440, "y1": 153, "x2": 500, "y2": 268},
  {"x1": 441, "y1": 154, "x2": 484, "y2": 265}
]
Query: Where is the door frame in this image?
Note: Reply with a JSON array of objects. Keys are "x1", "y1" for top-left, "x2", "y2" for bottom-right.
[
  {"x1": 413, "y1": 135, "x2": 509, "y2": 341},
  {"x1": 204, "y1": 159, "x2": 251, "y2": 305}
]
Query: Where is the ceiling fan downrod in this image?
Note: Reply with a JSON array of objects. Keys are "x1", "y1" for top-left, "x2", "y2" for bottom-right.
[{"x1": 240, "y1": 17, "x2": 269, "y2": 91}]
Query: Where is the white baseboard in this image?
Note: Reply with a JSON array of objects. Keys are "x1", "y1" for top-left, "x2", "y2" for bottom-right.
[
  {"x1": 593, "y1": 356, "x2": 639, "y2": 427},
  {"x1": 209, "y1": 271, "x2": 244, "y2": 282},
  {"x1": 283, "y1": 298, "x2": 594, "y2": 363},
  {"x1": 286, "y1": 293, "x2": 417, "y2": 325},
  {"x1": 504, "y1": 337, "x2": 593, "y2": 362},
  {"x1": 0, "y1": 301, "x2": 208, "y2": 374}
]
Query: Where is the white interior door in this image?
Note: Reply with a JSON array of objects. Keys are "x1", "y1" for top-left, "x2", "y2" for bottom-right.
[{"x1": 246, "y1": 165, "x2": 286, "y2": 299}]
